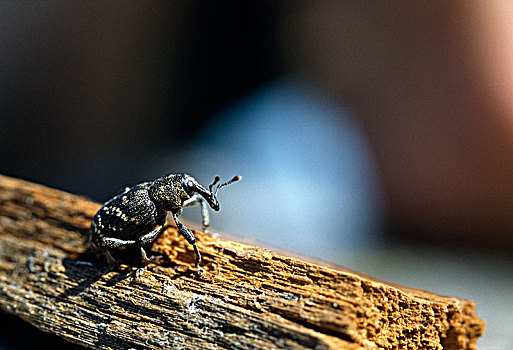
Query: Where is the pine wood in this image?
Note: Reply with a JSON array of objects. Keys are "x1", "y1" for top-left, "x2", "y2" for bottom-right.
[{"x1": 0, "y1": 174, "x2": 485, "y2": 349}]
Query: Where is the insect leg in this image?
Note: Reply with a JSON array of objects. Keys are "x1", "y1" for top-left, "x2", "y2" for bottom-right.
[
  {"x1": 139, "y1": 246, "x2": 150, "y2": 264},
  {"x1": 138, "y1": 225, "x2": 163, "y2": 245},
  {"x1": 183, "y1": 193, "x2": 214, "y2": 235},
  {"x1": 199, "y1": 197, "x2": 210, "y2": 230},
  {"x1": 101, "y1": 236, "x2": 137, "y2": 248},
  {"x1": 172, "y1": 213, "x2": 203, "y2": 273},
  {"x1": 103, "y1": 249, "x2": 116, "y2": 264},
  {"x1": 183, "y1": 193, "x2": 201, "y2": 207},
  {"x1": 138, "y1": 226, "x2": 165, "y2": 264},
  {"x1": 99, "y1": 236, "x2": 137, "y2": 265}
]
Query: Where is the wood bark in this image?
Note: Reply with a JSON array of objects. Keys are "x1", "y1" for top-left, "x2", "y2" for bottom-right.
[{"x1": 0, "y1": 174, "x2": 485, "y2": 349}]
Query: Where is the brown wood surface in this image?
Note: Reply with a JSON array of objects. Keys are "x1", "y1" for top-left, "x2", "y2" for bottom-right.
[{"x1": 0, "y1": 174, "x2": 485, "y2": 349}]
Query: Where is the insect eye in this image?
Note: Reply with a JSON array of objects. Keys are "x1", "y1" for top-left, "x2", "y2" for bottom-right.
[{"x1": 184, "y1": 180, "x2": 195, "y2": 196}]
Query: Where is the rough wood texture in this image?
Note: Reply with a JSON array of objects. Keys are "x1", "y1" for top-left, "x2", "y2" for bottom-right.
[{"x1": 0, "y1": 174, "x2": 485, "y2": 349}]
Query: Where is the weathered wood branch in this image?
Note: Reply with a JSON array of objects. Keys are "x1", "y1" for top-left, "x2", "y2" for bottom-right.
[{"x1": 0, "y1": 174, "x2": 485, "y2": 349}]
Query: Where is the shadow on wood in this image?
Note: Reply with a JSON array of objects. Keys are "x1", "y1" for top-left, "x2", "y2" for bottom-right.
[{"x1": 0, "y1": 174, "x2": 485, "y2": 349}]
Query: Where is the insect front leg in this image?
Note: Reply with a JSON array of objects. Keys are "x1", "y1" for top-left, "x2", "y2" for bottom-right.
[
  {"x1": 172, "y1": 213, "x2": 203, "y2": 275},
  {"x1": 183, "y1": 193, "x2": 219, "y2": 237},
  {"x1": 183, "y1": 193, "x2": 210, "y2": 230}
]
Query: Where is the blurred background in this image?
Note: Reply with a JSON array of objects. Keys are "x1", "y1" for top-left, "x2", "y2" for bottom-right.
[{"x1": 0, "y1": 1, "x2": 512, "y2": 348}]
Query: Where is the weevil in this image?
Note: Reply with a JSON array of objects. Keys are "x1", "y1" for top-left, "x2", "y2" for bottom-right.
[{"x1": 89, "y1": 173, "x2": 241, "y2": 274}]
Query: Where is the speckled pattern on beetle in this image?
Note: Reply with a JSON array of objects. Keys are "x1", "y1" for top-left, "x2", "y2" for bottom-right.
[{"x1": 89, "y1": 173, "x2": 241, "y2": 274}]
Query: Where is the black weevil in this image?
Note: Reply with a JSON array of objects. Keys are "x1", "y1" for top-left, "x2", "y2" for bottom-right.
[{"x1": 89, "y1": 173, "x2": 241, "y2": 274}]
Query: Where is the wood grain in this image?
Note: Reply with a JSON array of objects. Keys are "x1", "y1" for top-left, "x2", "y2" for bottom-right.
[{"x1": 0, "y1": 174, "x2": 485, "y2": 349}]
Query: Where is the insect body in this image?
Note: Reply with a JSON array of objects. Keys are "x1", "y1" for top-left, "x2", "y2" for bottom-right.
[{"x1": 90, "y1": 173, "x2": 241, "y2": 273}]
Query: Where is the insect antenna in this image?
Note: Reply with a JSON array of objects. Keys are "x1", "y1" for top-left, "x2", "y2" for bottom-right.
[
  {"x1": 214, "y1": 176, "x2": 242, "y2": 198},
  {"x1": 208, "y1": 176, "x2": 221, "y2": 194}
]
